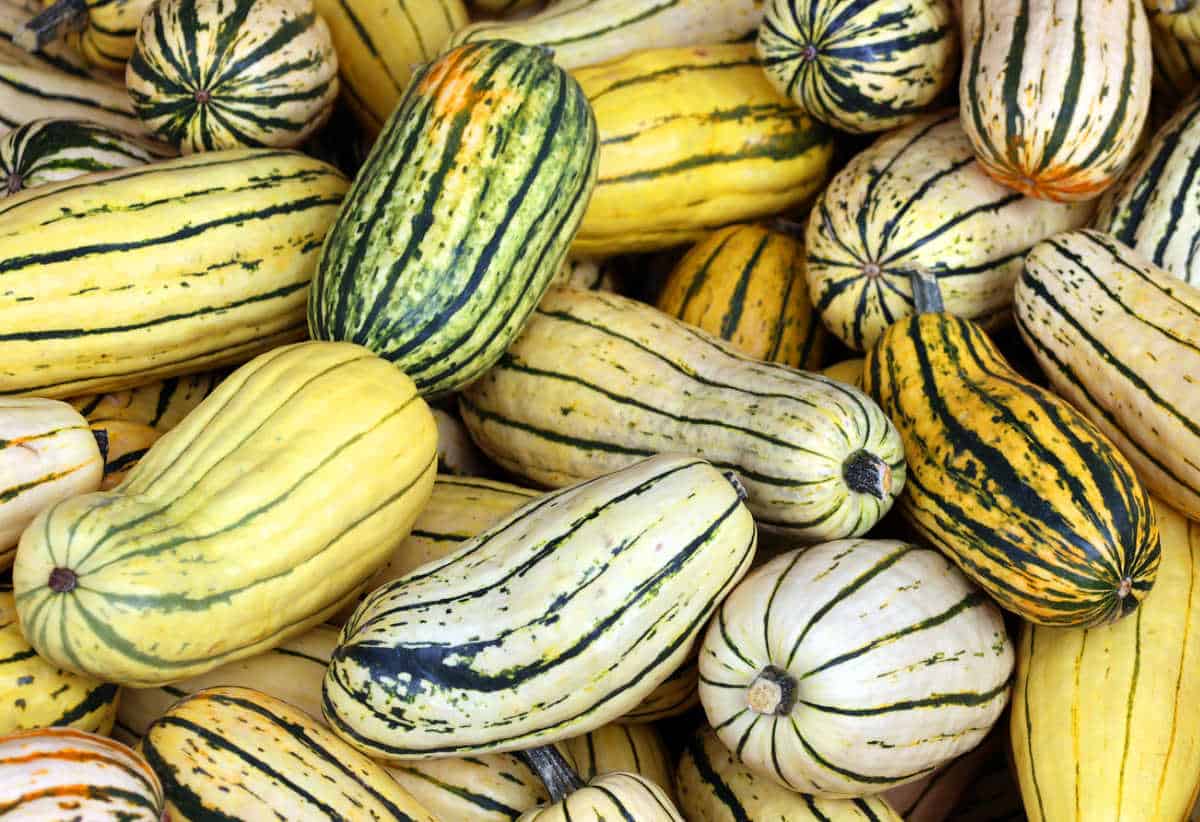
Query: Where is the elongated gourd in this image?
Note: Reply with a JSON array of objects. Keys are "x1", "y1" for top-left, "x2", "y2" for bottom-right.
[
  {"x1": 67, "y1": 371, "x2": 224, "y2": 431},
  {"x1": 0, "y1": 149, "x2": 347, "y2": 398},
  {"x1": 309, "y1": 41, "x2": 598, "y2": 397},
  {"x1": 959, "y1": 0, "x2": 1151, "y2": 200},
  {"x1": 461, "y1": 288, "x2": 906, "y2": 541},
  {"x1": 864, "y1": 273, "x2": 1161, "y2": 626},
  {"x1": 1016, "y1": 230, "x2": 1200, "y2": 519},
  {"x1": 1011, "y1": 497, "x2": 1200, "y2": 821},
  {"x1": 805, "y1": 111, "x2": 1093, "y2": 352},
  {"x1": 324, "y1": 454, "x2": 756, "y2": 760},
  {"x1": 450, "y1": 0, "x2": 764, "y2": 70},
  {"x1": 699, "y1": 539, "x2": 1012, "y2": 796},
  {"x1": 13, "y1": 342, "x2": 438, "y2": 687},
  {"x1": 622, "y1": 649, "x2": 700, "y2": 723},
  {"x1": 570, "y1": 44, "x2": 834, "y2": 256},
  {"x1": 677, "y1": 727, "x2": 905, "y2": 821},
  {"x1": 0, "y1": 118, "x2": 167, "y2": 196},
  {"x1": 142, "y1": 687, "x2": 437, "y2": 821},
  {"x1": 0, "y1": 64, "x2": 153, "y2": 138}
]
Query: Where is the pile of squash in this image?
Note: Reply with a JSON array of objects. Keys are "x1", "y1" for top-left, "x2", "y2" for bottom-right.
[{"x1": 0, "y1": 0, "x2": 1197, "y2": 818}]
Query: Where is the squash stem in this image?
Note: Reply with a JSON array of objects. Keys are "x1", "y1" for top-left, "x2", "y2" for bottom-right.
[
  {"x1": 843, "y1": 449, "x2": 892, "y2": 500},
  {"x1": 909, "y1": 267, "x2": 945, "y2": 314},
  {"x1": 15, "y1": 0, "x2": 87, "y2": 51},
  {"x1": 518, "y1": 745, "x2": 585, "y2": 803},
  {"x1": 747, "y1": 665, "x2": 797, "y2": 715}
]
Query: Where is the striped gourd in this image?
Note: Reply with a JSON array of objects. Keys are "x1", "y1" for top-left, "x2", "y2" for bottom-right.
[
  {"x1": 1011, "y1": 497, "x2": 1200, "y2": 821},
  {"x1": 0, "y1": 0, "x2": 95, "y2": 78},
  {"x1": 1096, "y1": 98, "x2": 1200, "y2": 285},
  {"x1": 67, "y1": 371, "x2": 223, "y2": 431},
  {"x1": 1151, "y1": 20, "x2": 1200, "y2": 102},
  {"x1": 0, "y1": 398, "x2": 102, "y2": 563},
  {"x1": 864, "y1": 273, "x2": 1161, "y2": 626},
  {"x1": 312, "y1": 0, "x2": 468, "y2": 136},
  {"x1": 519, "y1": 772, "x2": 683, "y2": 822},
  {"x1": 657, "y1": 222, "x2": 825, "y2": 370},
  {"x1": 0, "y1": 149, "x2": 347, "y2": 399},
  {"x1": 0, "y1": 64, "x2": 153, "y2": 138},
  {"x1": 571, "y1": 44, "x2": 834, "y2": 256},
  {"x1": 621, "y1": 649, "x2": 700, "y2": 723},
  {"x1": 450, "y1": 0, "x2": 764, "y2": 69},
  {"x1": 881, "y1": 735, "x2": 996, "y2": 822},
  {"x1": 433, "y1": 407, "x2": 494, "y2": 476},
  {"x1": 460, "y1": 288, "x2": 906, "y2": 541},
  {"x1": 698, "y1": 539, "x2": 1012, "y2": 796},
  {"x1": 821, "y1": 357, "x2": 865, "y2": 389},
  {"x1": 678, "y1": 727, "x2": 905, "y2": 821},
  {"x1": 757, "y1": 0, "x2": 959, "y2": 134},
  {"x1": 90, "y1": 419, "x2": 159, "y2": 490},
  {"x1": 116, "y1": 624, "x2": 337, "y2": 743},
  {"x1": 805, "y1": 111, "x2": 1093, "y2": 352},
  {"x1": 556, "y1": 723, "x2": 676, "y2": 805},
  {"x1": 0, "y1": 118, "x2": 167, "y2": 196},
  {"x1": 13, "y1": 342, "x2": 438, "y2": 687},
  {"x1": 387, "y1": 753, "x2": 549, "y2": 822},
  {"x1": 126, "y1": 0, "x2": 339, "y2": 153},
  {"x1": 20, "y1": 0, "x2": 155, "y2": 72},
  {"x1": 309, "y1": 41, "x2": 598, "y2": 397},
  {"x1": 324, "y1": 454, "x2": 756, "y2": 760},
  {"x1": 0, "y1": 586, "x2": 117, "y2": 735},
  {"x1": 959, "y1": 0, "x2": 1152, "y2": 201},
  {"x1": 1018, "y1": 232, "x2": 1200, "y2": 514},
  {"x1": 141, "y1": 687, "x2": 438, "y2": 821},
  {"x1": 0, "y1": 728, "x2": 164, "y2": 819},
  {"x1": 1149, "y1": 0, "x2": 1200, "y2": 43}
]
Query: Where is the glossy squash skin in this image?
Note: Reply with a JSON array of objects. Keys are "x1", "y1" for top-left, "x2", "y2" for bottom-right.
[
  {"x1": 13, "y1": 342, "x2": 438, "y2": 687},
  {"x1": 0, "y1": 63, "x2": 154, "y2": 140},
  {"x1": 387, "y1": 752, "x2": 549, "y2": 822}
]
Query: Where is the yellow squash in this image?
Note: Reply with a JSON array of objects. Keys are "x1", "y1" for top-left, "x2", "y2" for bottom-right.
[
  {"x1": 89, "y1": 419, "x2": 159, "y2": 490},
  {"x1": 67, "y1": 371, "x2": 224, "y2": 431}
]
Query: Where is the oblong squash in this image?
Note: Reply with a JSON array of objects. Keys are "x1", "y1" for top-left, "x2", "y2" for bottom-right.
[
  {"x1": 570, "y1": 44, "x2": 834, "y2": 256},
  {"x1": 13, "y1": 342, "x2": 438, "y2": 687},
  {"x1": 461, "y1": 287, "x2": 906, "y2": 541},
  {"x1": 25, "y1": 0, "x2": 156, "y2": 72},
  {"x1": 804, "y1": 111, "x2": 1093, "y2": 352},
  {"x1": 0, "y1": 64, "x2": 155, "y2": 139},
  {"x1": 67, "y1": 371, "x2": 223, "y2": 431},
  {"x1": 1011, "y1": 497, "x2": 1200, "y2": 821},
  {"x1": 432, "y1": 407, "x2": 494, "y2": 476},
  {"x1": 324, "y1": 454, "x2": 756, "y2": 760},
  {"x1": 622, "y1": 648, "x2": 700, "y2": 723},
  {"x1": 0, "y1": 118, "x2": 166, "y2": 196},
  {"x1": 959, "y1": 0, "x2": 1152, "y2": 200},
  {"x1": 387, "y1": 752, "x2": 548, "y2": 821},
  {"x1": 0, "y1": 149, "x2": 347, "y2": 398},
  {"x1": 0, "y1": 0, "x2": 95, "y2": 77}
]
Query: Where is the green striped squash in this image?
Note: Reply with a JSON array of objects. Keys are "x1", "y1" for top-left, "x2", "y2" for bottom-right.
[
  {"x1": 67, "y1": 371, "x2": 224, "y2": 432},
  {"x1": 449, "y1": 0, "x2": 764, "y2": 69},
  {"x1": 126, "y1": 0, "x2": 339, "y2": 152},
  {"x1": 460, "y1": 287, "x2": 906, "y2": 541},
  {"x1": 0, "y1": 586, "x2": 117, "y2": 735},
  {"x1": 13, "y1": 342, "x2": 438, "y2": 687},
  {"x1": 678, "y1": 727, "x2": 905, "y2": 821},
  {"x1": 0, "y1": 118, "x2": 168, "y2": 196},
  {"x1": 959, "y1": 0, "x2": 1151, "y2": 201},
  {"x1": 142, "y1": 687, "x2": 438, "y2": 821},
  {"x1": 519, "y1": 772, "x2": 683, "y2": 822},
  {"x1": 1011, "y1": 497, "x2": 1200, "y2": 821},
  {"x1": 698, "y1": 539, "x2": 1012, "y2": 797},
  {"x1": 757, "y1": 0, "x2": 959, "y2": 134},
  {"x1": 1016, "y1": 230, "x2": 1200, "y2": 519},
  {"x1": 805, "y1": 110, "x2": 1094, "y2": 353},
  {"x1": 0, "y1": 149, "x2": 347, "y2": 399},
  {"x1": 22, "y1": 0, "x2": 157, "y2": 72},
  {"x1": 657, "y1": 222, "x2": 826, "y2": 370},
  {"x1": 0, "y1": 398, "x2": 102, "y2": 563},
  {"x1": 387, "y1": 752, "x2": 549, "y2": 822},
  {"x1": 309, "y1": 40, "x2": 598, "y2": 397},
  {"x1": 0, "y1": 63, "x2": 154, "y2": 138},
  {"x1": 864, "y1": 274, "x2": 1161, "y2": 627},
  {"x1": 0, "y1": 728, "x2": 164, "y2": 819},
  {"x1": 0, "y1": 0, "x2": 95, "y2": 78},
  {"x1": 324, "y1": 454, "x2": 756, "y2": 760},
  {"x1": 1096, "y1": 98, "x2": 1200, "y2": 285}
]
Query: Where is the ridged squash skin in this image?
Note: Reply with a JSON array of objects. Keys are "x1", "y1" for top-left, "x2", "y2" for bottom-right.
[
  {"x1": 518, "y1": 773, "x2": 684, "y2": 822},
  {"x1": 0, "y1": 728, "x2": 164, "y2": 819},
  {"x1": 0, "y1": 64, "x2": 153, "y2": 138},
  {"x1": 864, "y1": 301, "x2": 1161, "y2": 626},
  {"x1": 0, "y1": 0, "x2": 93, "y2": 78},
  {"x1": 1011, "y1": 497, "x2": 1200, "y2": 821},
  {"x1": 758, "y1": 0, "x2": 959, "y2": 133},
  {"x1": 1017, "y1": 230, "x2": 1200, "y2": 519},
  {"x1": 13, "y1": 342, "x2": 438, "y2": 687},
  {"x1": 570, "y1": 44, "x2": 834, "y2": 256},
  {"x1": 141, "y1": 687, "x2": 438, "y2": 821},
  {"x1": 0, "y1": 149, "x2": 347, "y2": 398},
  {"x1": 1097, "y1": 98, "x2": 1200, "y2": 285},
  {"x1": 677, "y1": 727, "x2": 904, "y2": 821},
  {"x1": 324, "y1": 454, "x2": 756, "y2": 760},
  {"x1": 0, "y1": 118, "x2": 166, "y2": 196},
  {"x1": 805, "y1": 111, "x2": 1094, "y2": 352},
  {"x1": 126, "y1": 0, "x2": 339, "y2": 152},
  {"x1": 699, "y1": 539, "x2": 1012, "y2": 797},
  {"x1": 449, "y1": 0, "x2": 764, "y2": 70},
  {"x1": 36, "y1": 0, "x2": 157, "y2": 72},
  {"x1": 622, "y1": 649, "x2": 700, "y2": 723},
  {"x1": 68, "y1": 371, "x2": 224, "y2": 431},
  {"x1": 309, "y1": 40, "x2": 598, "y2": 397},
  {"x1": 0, "y1": 398, "x2": 102, "y2": 562},
  {"x1": 959, "y1": 0, "x2": 1151, "y2": 201},
  {"x1": 657, "y1": 223, "x2": 825, "y2": 370},
  {"x1": 556, "y1": 724, "x2": 676, "y2": 805},
  {"x1": 461, "y1": 288, "x2": 906, "y2": 541}
]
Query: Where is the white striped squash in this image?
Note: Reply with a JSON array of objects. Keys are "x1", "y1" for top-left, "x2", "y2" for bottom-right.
[
  {"x1": 959, "y1": 0, "x2": 1152, "y2": 201},
  {"x1": 126, "y1": 0, "x2": 339, "y2": 152},
  {"x1": 698, "y1": 539, "x2": 1013, "y2": 797},
  {"x1": 804, "y1": 110, "x2": 1093, "y2": 352},
  {"x1": 519, "y1": 771, "x2": 683, "y2": 822},
  {"x1": 0, "y1": 118, "x2": 166, "y2": 196},
  {"x1": 0, "y1": 64, "x2": 152, "y2": 139},
  {"x1": 556, "y1": 723, "x2": 676, "y2": 805},
  {"x1": 0, "y1": 728, "x2": 164, "y2": 819},
  {"x1": 622, "y1": 648, "x2": 700, "y2": 723}
]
